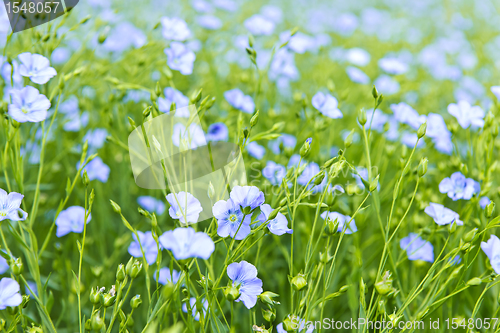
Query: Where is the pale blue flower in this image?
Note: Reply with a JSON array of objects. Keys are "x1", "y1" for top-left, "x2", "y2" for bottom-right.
[
  {"x1": 246, "y1": 141, "x2": 265, "y2": 160},
  {"x1": 182, "y1": 297, "x2": 208, "y2": 321},
  {"x1": 192, "y1": 0, "x2": 213, "y2": 13},
  {"x1": 262, "y1": 161, "x2": 286, "y2": 185},
  {"x1": 402, "y1": 132, "x2": 424, "y2": 148},
  {"x1": 365, "y1": 109, "x2": 389, "y2": 132},
  {"x1": 230, "y1": 185, "x2": 265, "y2": 211},
  {"x1": 197, "y1": 15, "x2": 222, "y2": 30},
  {"x1": 0, "y1": 188, "x2": 27, "y2": 222},
  {"x1": 447, "y1": 100, "x2": 485, "y2": 129},
  {"x1": 0, "y1": 255, "x2": 8, "y2": 275},
  {"x1": 159, "y1": 227, "x2": 215, "y2": 260},
  {"x1": 158, "y1": 87, "x2": 189, "y2": 115},
  {"x1": 0, "y1": 278, "x2": 22, "y2": 310},
  {"x1": 244, "y1": 15, "x2": 274, "y2": 36},
  {"x1": 18, "y1": 52, "x2": 57, "y2": 84},
  {"x1": 480, "y1": 197, "x2": 491, "y2": 209},
  {"x1": 83, "y1": 128, "x2": 108, "y2": 152},
  {"x1": 137, "y1": 196, "x2": 166, "y2": 215},
  {"x1": 224, "y1": 89, "x2": 255, "y2": 114},
  {"x1": 481, "y1": 235, "x2": 500, "y2": 274},
  {"x1": 227, "y1": 261, "x2": 263, "y2": 309},
  {"x1": 165, "y1": 42, "x2": 196, "y2": 75},
  {"x1": 312, "y1": 92, "x2": 342, "y2": 119},
  {"x1": 25, "y1": 281, "x2": 37, "y2": 297},
  {"x1": 261, "y1": 5, "x2": 282, "y2": 23},
  {"x1": 8, "y1": 86, "x2": 50, "y2": 123},
  {"x1": 439, "y1": 172, "x2": 480, "y2": 201},
  {"x1": 378, "y1": 57, "x2": 409, "y2": 75},
  {"x1": 345, "y1": 48, "x2": 371, "y2": 66},
  {"x1": 155, "y1": 268, "x2": 180, "y2": 285},
  {"x1": 390, "y1": 102, "x2": 426, "y2": 130},
  {"x1": 449, "y1": 255, "x2": 461, "y2": 266},
  {"x1": 55, "y1": 206, "x2": 91, "y2": 238},
  {"x1": 279, "y1": 31, "x2": 315, "y2": 54},
  {"x1": 269, "y1": 134, "x2": 297, "y2": 154},
  {"x1": 213, "y1": 198, "x2": 252, "y2": 240},
  {"x1": 51, "y1": 47, "x2": 71, "y2": 65},
  {"x1": 269, "y1": 49, "x2": 299, "y2": 82},
  {"x1": 161, "y1": 17, "x2": 191, "y2": 41},
  {"x1": 257, "y1": 204, "x2": 292, "y2": 235},
  {"x1": 172, "y1": 123, "x2": 206, "y2": 149},
  {"x1": 79, "y1": 157, "x2": 110, "y2": 183},
  {"x1": 206, "y1": 123, "x2": 228, "y2": 141},
  {"x1": 128, "y1": 231, "x2": 159, "y2": 265},
  {"x1": 346, "y1": 66, "x2": 370, "y2": 84},
  {"x1": 400, "y1": 233, "x2": 434, "y2": 263},
  {"x1": 424, "y1": 203, "x2": 463, "y2": 226},
  {"x1": 166, "y1": 192, "x2": 203, "y2": 224},
  {"x1": 374, "y1": 75, "x2": 400, "y2": 95},
  {"x1": 102, "y1": 22, "x2": 146, "y2": 53},
  {"x1": 320, "y1": 211, "x2": 357, "y2": 234},
  {"x1": 491, "y1": 86, "x2": 500, "y2": 100},
  {"x1": 213, "y1": 0, "x2": 237, "y2": 12}
]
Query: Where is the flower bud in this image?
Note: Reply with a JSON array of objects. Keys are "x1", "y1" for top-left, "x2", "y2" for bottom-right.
[
  {"x1": 372, "y1": 86, "x2": 379, "y2": 99},
  {"x1": 191, "y1": 89, "x2": 202, "y2": 104},
  {"x1": 262, "y1": 309, "x2": 276, "y2": 322},
  {"x1": 250, "y1": 110, "x2": 259, "y2": 128},
  {"x1": 463, "y1": 228, "x2": 478, "y2": 243},
  {"x1": 418, "y1": 158, "x2": 428, "y2": 177},
  {"x1": 325, "y1": 217, "x2": 339, "y2": 235},
  {"x1": 417, "y1": 122, "x2": 427, "y2": 139},
  {"x1": 268, "y1": 208, "x2": 280, "y2": 221},
  {"x1": 378, "y1": 300, "x2": 386, "y2": 315},
  {"x1": 27, "y1": 325, "x2": 43, "y2": 333},
  {"x1": 376, "y1": 94, "x2": 384, "y2": 107},
  {"x1": 85, "y1": 319, "x2": 92, "y2": 331},
  {"x1": 291, "y1": 274, "x2": 307, "y2": 291},
  {"x1": 116, "y1": 264, "x2": 126, "y2": 282},
  {"x1": 460, "y1": 163, "x2": 468, "y2": 176},
  {"x1": 344, "y1": 130, "x2": 354, "y2": 148},
  {"x1": 90, "y1": 287, "x2": 102, "y2": 304},
  {"x1": 101, "y1": 293, "x2": 116, "y2": 307},
  {"x1": 58, "y1": 75, "x2": 65, "y2": 90},
  {"x1": 110, "y1": 200, "x2": 122, "y2": 214},
  {"x1": 358, "y1": 108, "x2": 367, "y2": 126},
  {"x1": 128, "y1": 260, "x2": 143, "y2": 278},
  {"x1": 143, "y1": 106, "x2": 151, "y2": 118},
  {"x1": 467, "y1": 277, "x2": 482, "y2": 286},
  {"x1": 162, "y1": 282, "x2": 175, "y2": 300},
  {"x1": 91, "y1": 313, "x2": 104, "y2": 331},
  {"x1": 282, "y1": 315, "x2": 298, "y2": 332},
  {"x1": 486, "y1": 201, "x2": 495, "y2": 218},
  {"x1": 299, "y1": 138, "x2": 312, "y2": 158},
  {"x1": 130, "y1": 295, "x2": 142, "y2": 309},
  {"x1": 339, "y1": 285, "x2": 349, "y2": 293},
  {"x1": 155, "y1": 82, "x2": 162, "y2": 97},
  {"x1": 369, "y1": 175, "x2": 379, "y2": 192},
  {"x1": 375, "y1": 271, "x2": 393, "y2": 296},
  {"x1": 259, "y1": 291, "x2": 280, "y2": 307},
  {"x1": 207, "y1": 181, "x2": 215, "y2": 199},
  {"x1": 314, "y1": 171, "x2": 326, "y2": 186},
  {"x1": 21, "y1": 295, "x2": 30, "y2": 308},
  {"x1": 82, "y1": 170, "x2": 89, "y2": 187},
  {"x1": 11, "y1": 258, "x2": 23, "y2": 275},
  {"x1": 224, "y1": 285, "x2": 241, "y2": 302}
]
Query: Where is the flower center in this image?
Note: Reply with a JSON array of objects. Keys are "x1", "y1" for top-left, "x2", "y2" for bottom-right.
[
  {"x1": 21, "y1": 107, "x2": 28, "y2": 114},
  {"x1": 0, "y1": 212, "x2": 6, "y2": 217},
  {"x1": 229, "y1": 214, "x2": 237, "y2": 223}
]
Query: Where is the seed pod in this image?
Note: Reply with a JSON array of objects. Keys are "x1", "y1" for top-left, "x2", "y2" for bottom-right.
[
  {"x1": 291, "y1": 274, "x2": 307, "y2": 291},
  {"x1": 130, "y1": 295, "x2": 142, "y2": 309},
  {"x1": 224, "y1": 285, "x2": 240, "y2": 301},
  {"x1": 467, "y1": 277, "x2": 482, "y2": 286}
]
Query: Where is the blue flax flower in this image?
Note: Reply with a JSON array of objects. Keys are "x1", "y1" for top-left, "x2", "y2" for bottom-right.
[
  {"x1": 206, "y1": 123, "x2": 228, "y2": 141},
  {"x1": 227, "y1": 261, "x2": 263, "y2": 309},
  {"x1": 55, "y1": 206, "x2": 92, "y2": 238},
  {"x1": 166, "y1": 192, "x2": 203, "y2": 224},
  {"x1": 159, "y1": 227, "x2": 215, "y2": 260},
  {"x1": 246, "y1": 142, "x2": 265, "y2": 160},
  {"x1": 0, "y1": 188, "x2": 28, "y2": 222},
  {"x1": 0, "y1": 278, "x2": 22, "y2": 310},
  {"x1": 257, "y1": 204, "x2": 292, "y2": 235},
  {"x1": 400, "y1": 233, "x2": 434, "y2": 263},
  {"x1": 230, "y1": 185, "x2": 265, "y2": 211},
  {"x1": 128, "y1": 231, "x2": 159, "y2": 265},
  {"x1": 269, "y1": 134, "x2": 297, "y2": 154},
  {"x1": 424, "y1": 203, "x2": 463, "y2": 226},
  {"x1": 346, "y1": 66, "x2": 370, "y2": 84},
  {"x1": 8, "y1": 86, "x2": 50, "y2": 123},
  {"x1": 182, "y1": 297, "x2": 208, "y2": 321},
  {"x1": 165, "y1": 42, "x2": 196, "y2": 75},
  {"x1": 78, "y1": 157, "x2": 110, "y2": 183},
  {"x1": 18, "y1": 52, "x2": 57, "y2": 84},
  {"x1": 244, "y1": 14, "x2": 274, "y2": 36},
  {"x1": 224, "y1": 88, "x2": 255, "y2": 114},
  {"x1": 311, "y1": 92, "x2": 343, "y2": 119},
  {"x1": 161, "y1": 17, "x2": 191, "y2": 41},
  {"x1": 155, "y1": 268, "x2": 180, "y2": 285},
  {"x1": 481, "y1": 235, "x2": 500, "y2": 274},
  {"x1": 447, "y1": 100, "x2": 485, "y2": 129},
  {"x1": 320, "y1": 211, "x2": 357, "y2": 234},
  {"x1": 262, "y1": 161, "x2": 286, "y2": 185},
  {"x1": 0, "y1": 255, "x2": 8, "y2": 275},
  {"x1": 213, "y1": 198, "x2": 252, "y2": 240},
  {"x1": 137, "y1": 196, "x2": 166, "y2": 215},
  {"x1": 439, "y1": 172, "x2": 480, "y2": 201},
  {"x1": 390, "y1": 102, "x2": 426, "y2": 130},
  {"x1": 158, "y1": 87, "x2": 189, "y2": 115},
  {"x1": 480, "y1": 197, "x2": 491, "y2": 209},
  {"x1": 197, "y1": 15, "x2": 222, "y2": 30}
]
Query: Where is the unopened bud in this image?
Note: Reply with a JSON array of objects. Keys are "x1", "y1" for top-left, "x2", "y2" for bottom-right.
[
  {"x1": 130, "y1": 295, "x2": 142, "y2": 309},
  {"x1": 224, "y1": 285, "x2": 240, "y2": 302},
  {"x1": 372, "y1": 86, "x2": 379, "y2": 99},
  {"x1": 486, "y1": 201, "x2": 495, "y2": 218},
  {"x1": 418, "y1": 158, "x2": 428, "y2": 177},
  {"x1": 291, "y1": 274, "x2": 307, "y2": 291},
  {"x1": 262, "y1": 308, "x2": 276, "y2": 323},
  {"x1": 110, "y1": 200, "x2": 121, "y2": 214},
  {"x1": 344, "y1": 130, "x2": 354, "y2": 148},
  {"x1": 369, "y1": 175, "x2": 379, "y2": 192},
  {"x1": 250, "y1": 110, "x2": 259, "y2": 127},
  {"x1": 127, "y1": 259, "x2": 143, "y2": 278},
  {"x1": 91, "y1": 313, "x2": 104, "y2": 331},
  {"x1": 116, "y1": 264, "x2": 126, "y2": 282},
  {"x1": 417, "y1": 122, "x2": 427, "y2": 139},
  {"x1": 300, "y1": 138, "x2": 312, "y2": 158},
  {"x1": 467, "y1": 277, "x2": 482, "y2": 286},
  {"x1": 314, "y1": 171, "x2": 326, "y2": 186},
  {"x1": 463, "y1": 228, "x2": 478, "y2": 243},
  {"x1": 358, "y1": 109, "x2": 367, "y2": 126},
  {"x1": 11, "y1": 258, "x2": 23, "y2": 275}
]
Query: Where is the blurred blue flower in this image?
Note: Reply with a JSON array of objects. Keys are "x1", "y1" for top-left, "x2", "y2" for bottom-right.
[
  {"x1": 345, "y1": 48, "x2": 371, "y2": 66},
  {"x1": 0, "y1": 278, "x2": 22, "y2": 310},
  {"x1": 262, "y1": 161, "x2": 286, "y2": 185},
  {"x1": 346, "y1": 66, "x2": 370, "y2": 84},
  {"x1": 8, "y1": 86, "x2": 50, "y2": 123},
  {"x1": 480, "y1": 197, "x2": 491, "y2": 209},
  {"x1": 102, "y1": 22, "x2": 146, "y2": 53},
  {"x1": 378, "y1": 57, "x2": 409, "y2": 75},
  {"x1": 230, "y1": 185, "x2": 265, "y2": 211},
  {"x1": 481, "y1": 235, "x2": 500, "y2": 274},
  {"x1": 269, "y1": 49, "x2": 299, "y2": 82},
  {"x1": 161, "y1": 17, "x2": 191, "y2": 41},
  {"x1": 166, "y1": 192, "x2": 203, "y2": 224},
  {"x1": 197, "y1": 15, "x2": 222, "y2": 30},
  {"x1": 227, "y1": 261, "x2": 263, "y2": 309},
  {"x1": 51, "y1": 47, "x2": 71, "y2": 65},
  {"x1": 159, "y1": 227, "x2": 215, "y2": 260},
  {"x1": 402, "y1": 132, "x2": 424, "y2": 148},
  {"x1": 390, "y1": 102, "x2": 426, "y2": 130},
  {"x1": 79, "y1": 157, "x2": 110, "y2": 183},
  {"x1": 269, "y1": 134, "x2": 297, "y2": 154},
  {"x1": 172, "y1": 123, "x2": 206, "y2": 148},
  {"x1": 25, "y1": 280, "x2": 38, "y2": 297},
  {"x1": 155, "y1": 268, "x2": 180, "y2": 285},
  {"x1": 83, "y1": 128, "x2": 108, "y2": 152},
  {"x1": 18, "y1": 52, "x2": 57, "y2": 84},
  {"x1": 137, "y1": 196, "x2": 166, "y2": 215},
  {"x1": 158, "y1": 87, "x2": 190, "y2": 114},
  {"x1": 279, "y1": 31, "x2": 315, "y2": 54},
  {"x1": 365, "y1": 109, "x2": 388, "y2": 132},
  {"x1": 0, "y1": 254, "x2": 8, "y2": 275},
  {"x1": 449, "y1": 255, "x2": 461, "y2": 266},
  {"x1": 424, "y1": 203, "x2": 462, "y2": 226},
  {"x1": 400, "y1": 233, "x2": 434, "y2": 263},
  {"x1": 312, "y1": 92, "x2": 343, "y2": 119},
  {"x1": 426, "y1": 113, "x2": 453, "y2": 155},
  {"x1": 182, "y1": 297, "x2": 208, "y2": 321},
  {"x1": 128, "y1": 231, "x2": 159, "y2": 265},
  {"x1": 447, "y1": 100, "x2": 485, "y2": 129},
  {"x1": 246, "y1": 141, "x2": 265, "y2": 159},
  {"x1": 224, "y1": 89, "x2": 255, "y2": 113},
  {"x1": 192, "y1": 0, "x2": 214, "y2": 13},
  {"x1": 257, "y1": 204, "x2": 292, "y2": 235},
  {"x1": 0, "y1": 188, "x2": 27, "y2": 222},
  {"x1": 213, "y1": 0, "x2": 237, "y2": 12},
  {"x1": 491, "y1": 86, "x2": 500, "y2": 100},
  {"x1": 320, "y1": 211, "x2": 357, "y2": 234},
  {"x1": 261, "y1": 5, "x2": 282, "y2": 23},
  {"x1": 55, "y1": 206, "x2": 91, "y2": 237},
  {"x1": 374, "y1": 75, "x2": 400, "y2": 95},
  {"x1": 244, "y1": 15, "x2": 274, "y2": 36},
  {"x1": 213, "y1": 198, "x2": 252, "y2": 240},
  {"x1": 206, "y1": 122, "x2": 228, "y2": 141},
  {"x1": 439, "y1": 172, "x2": 480, "y2": 201},
  {"x1": 165, "y1": 42, "x2": 196, "y2": 75}
]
